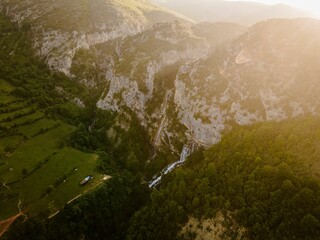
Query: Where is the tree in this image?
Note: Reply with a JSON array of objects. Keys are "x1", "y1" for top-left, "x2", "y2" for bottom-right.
[
  {"x1": 300, "y1": 214, "x2": 320, "y2": 237},
  {"x1": 22, "y1": 168, "x2": 28, "y2": 176}
]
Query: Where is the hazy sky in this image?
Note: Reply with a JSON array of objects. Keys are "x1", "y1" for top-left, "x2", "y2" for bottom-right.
[
  {"x1": 156, "y1": 0, "x2": 320, "y2": 17},
  {"x1": 231, "y1": 0, "x2": 320, "y2": 16}
]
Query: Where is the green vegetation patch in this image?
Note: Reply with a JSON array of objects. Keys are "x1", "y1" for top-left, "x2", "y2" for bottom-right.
[
  {"x1": 0, "y1": 106, "x2": 36, "y2": 122},
  {"x1": 0, "y1": 147, "x2": 101, "y2": 220},
  {"x1": 5, "y1": 174, "x2": 148, "y2": 240},
  {"x1": 0, "y1": 94, "x2": 17, "y2": 107},
  {"x1": 0, "y1": 125, "x2": 75, "y2": 184},
  {"x1": 0, "y1": 135, "x2": 23, "y2": 154},
  {"x1": 17, "y1": 118, "x2": 60, "y2": 139},
  {"x1": 127, "y1": 117, "x2": 320, "y2": 240},
  {"x1": 0, "y1": 101, "x2": 28, "y2": 115},
  {"x1": 0, "y1": 12, "x2": 109, "y2": 226},
  {"x1": 34, "y1": 148, "x2": 102, "y2": 214},
  {"x1": 0, "y1": 79, "x2": 15, "y2": 93},
  {"x1": 0, "y1": 111, "x2": 44, "y2": 130}
]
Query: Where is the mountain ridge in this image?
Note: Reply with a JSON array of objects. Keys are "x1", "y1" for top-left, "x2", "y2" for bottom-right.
[
  {"x1": 2, "y1": 1, "x2": 320, "y2": 151},
  {"x1": 152, "y1": 0, "x2": 313, "y2": 25},
  {"x1": 93, "y1": 18, "x2": 320, "y2": 147},
  {"x1": 0, "y1": 0, "x2": 191, "y2": 74}
]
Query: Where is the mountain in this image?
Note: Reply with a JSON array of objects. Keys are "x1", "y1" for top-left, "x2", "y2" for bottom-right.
[
  {"x1": 93, "y1": 18, "x2": 320, "y2": 149},
  {"x1": 1, "y1": 0, "x2": 320, "y2": 153},
  {"x1": 90, "y1": 21, "x2": 246, "y2": 149},
  {"x1": 152, "y1": 0, "x2": 313, "y2": 25},
  {"x1": 0, "y1": 0, "x2": 191, "y2": 75},
  {"x1": 2, "y1": 1, "x2": 320, "y2": 239},
  {"x1": 171, "y1": 18, "x2": 320, "y2": 145},
  {"x1": 127, "y1": 117, "x2": 320, "y2": 239}
]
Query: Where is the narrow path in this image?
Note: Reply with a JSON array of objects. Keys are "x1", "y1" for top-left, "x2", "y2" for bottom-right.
[
  {"x1": 67, "y1": 194, "x2": 82, "y2": 205},
  {"x1": 0, "y1": 212, "x2": 23, "y2": 238}
]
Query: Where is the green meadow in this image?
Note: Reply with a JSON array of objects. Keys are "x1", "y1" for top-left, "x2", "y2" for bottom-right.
[{"x1": 0, "y1": 79, "x2": 104, "y2": 220}]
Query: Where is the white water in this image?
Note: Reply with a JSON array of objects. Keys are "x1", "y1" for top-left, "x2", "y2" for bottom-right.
[{"x1": 149, "y1": 145, "x2": 191, "y2": 188}]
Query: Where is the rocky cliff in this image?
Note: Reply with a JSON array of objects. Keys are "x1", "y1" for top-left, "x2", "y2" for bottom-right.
[
  {"x1": 0, "y1": 0, "x2": 190, "y2": 74},
  {"x1": 2, "y1": 0, "x2": 320, "y2": 152},
  {"x1": 96, "y1": 19, "x2": 320, "y2": 148},
  {"x1": 90, "y1": 21, "x2": 246, "y2": 149},
  {"x1": 172, "y1": 19, "x2": 320, "y2": 145}
]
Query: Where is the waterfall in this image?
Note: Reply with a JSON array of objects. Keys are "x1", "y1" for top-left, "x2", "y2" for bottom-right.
[{"x1": 149, "y1": 145, "x2": 192, "y2": 188}]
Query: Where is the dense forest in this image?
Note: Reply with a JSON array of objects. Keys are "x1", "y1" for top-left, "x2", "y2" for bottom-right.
[
  {"x1": 2, "y1": 9, "x2": 320, "y2": 240},
  {"x1": 127, "y1": 117, "x2": 320, "y2": 240},
  {"x1": 6, "y1": 117, "x2": 320, "y2": 239}
]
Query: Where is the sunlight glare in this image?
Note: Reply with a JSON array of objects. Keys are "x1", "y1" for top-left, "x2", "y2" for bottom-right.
[{"x1": 232, "y1": 0, "x2": 320, "y2": 17}]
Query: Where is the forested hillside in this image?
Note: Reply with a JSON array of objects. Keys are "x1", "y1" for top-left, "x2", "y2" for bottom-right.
[
  {"x1": 6, "y1": 117, "x2": 320, "y2": 239},
  {"x1": 127, "y1": 117, "x2": 320, "y2": 240},
  {"x1": 0, "y1": 12, "x2": 100, "y2": 221},
  {"x1": 0, "y1": 11, "x2": 151, "y2": 236}
]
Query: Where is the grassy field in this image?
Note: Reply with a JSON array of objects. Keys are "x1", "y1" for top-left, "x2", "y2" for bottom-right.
[
  {"x1": 1, "y1": 125, "x2": 76, "y2": 183},
  {"x1": 17, "y1": 118, "x2": 60, "y2": 138},
  {"x1": 0, "y1": 136, "x2": 23, "y2": 153},
  {"x1": 0, "y1": 79, "x2": 104, "y2": 220},
  {"x1": 0, "y1": 148, "x2": 103, "y2": 219}
]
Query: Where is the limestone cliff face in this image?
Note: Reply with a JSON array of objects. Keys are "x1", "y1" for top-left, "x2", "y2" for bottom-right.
[
  {"x1": 0, "y1": 0, "x2": 189, "y2": 74},
  {"x1": 3, "y1": 0, "x2": 320, "y2": 151},
  {"x1": 98, "y1": 19, "x2": 320, "y2": 148},
  {"x1": 96, "y1": 22, "x2": 210, "y2": 118},
  {"x1": 92, "y1": 21, "x2": 246, "y2": 149},
  {"x1": 33, "y1": 25, "x2": 143, "y2": 75},
  {"x1": 172, "y1": 19, "x2": 320, "y2": 146}
]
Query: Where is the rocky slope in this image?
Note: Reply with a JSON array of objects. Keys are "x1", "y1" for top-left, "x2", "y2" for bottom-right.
[
  {"x1": 0, "y1": 0, "x2": 190, "y2": 74},
  {"x1": 173, "y1": 19, "x2": 320, "y2": 145},
  {"x1": 2, "y1": 1, "x2": 320, "y2": 153},
  {"x1": 95, "y1": 19, "x2": 320, "y2": 149},
  {"x1": 87, "y1": 21, "x2": 246, "y2": 149}
]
